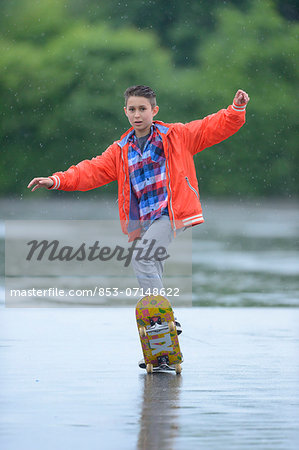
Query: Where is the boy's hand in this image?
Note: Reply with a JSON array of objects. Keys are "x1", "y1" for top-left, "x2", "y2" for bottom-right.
[
  {"x1": 27, "y1": 177, "x2": 54, "y2": 192},
  {"x1": 234, "y1": 89, "x2": 250, "y2": 105}
]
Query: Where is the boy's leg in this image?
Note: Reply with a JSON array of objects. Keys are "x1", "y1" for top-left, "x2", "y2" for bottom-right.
[
  {"x1": 131, "y1": 215, "x2": 178, "y2": 293},
  {"x1": 133, "y1": 216, "x2": 183, "y2": 372}
]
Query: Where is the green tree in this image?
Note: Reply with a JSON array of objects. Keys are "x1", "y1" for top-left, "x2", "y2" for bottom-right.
[
  {"x1": 67, "y1": 0, "x2": 249, "y2": 67},
  {"x1": 67, "y1": 0, "x2": 299, "y2": 67},
  {"x1": 190, "y1": 0, "x2": 299, "y2": 197},
  {"x1": 0, "y1": 10, "x2": 179, "y2": 194},
  {"x1": 0, "y1": 0, "x2": 298, "y2": 198},
  {"x1": 0, "y1": 0, "x2": 70, "y2": 45}
]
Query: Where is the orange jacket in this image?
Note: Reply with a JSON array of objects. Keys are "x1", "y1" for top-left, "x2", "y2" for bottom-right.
[{"x1": 49, "y1": 102, "x2": 246, "y2": 238}]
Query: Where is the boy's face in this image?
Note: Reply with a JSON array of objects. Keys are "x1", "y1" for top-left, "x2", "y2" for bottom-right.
[{"x1": 124, "y1": 96, "x2": 159, "y2": 137}]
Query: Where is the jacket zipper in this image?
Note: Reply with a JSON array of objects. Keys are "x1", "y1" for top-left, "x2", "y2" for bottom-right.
[
  {"x1": 164, "y1": 140, "x2": 176, "y2": 232},
  {"x1": 121, "y1": 147, "x2": 128, "y2": 224},
  {"x1": 185, "y1": 176, "x2": 199, "y2": 199}
]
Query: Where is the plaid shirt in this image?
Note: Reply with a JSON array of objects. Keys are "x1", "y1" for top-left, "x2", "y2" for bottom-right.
[{"x1": 128, "y1": 125, "x2": 168, "y2": 229}]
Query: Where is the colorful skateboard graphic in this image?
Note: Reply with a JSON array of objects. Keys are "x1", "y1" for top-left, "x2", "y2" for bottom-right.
[{"x1": 136, "y1": 295, "x2": 183, "y2": 374}]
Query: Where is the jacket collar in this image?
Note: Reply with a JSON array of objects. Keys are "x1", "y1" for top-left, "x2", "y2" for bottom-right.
[{"x1": 118, "y1": 121, "x2": 170, "y2": 149}]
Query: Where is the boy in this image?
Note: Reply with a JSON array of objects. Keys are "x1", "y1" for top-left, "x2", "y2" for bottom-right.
[{"x1": 28, "y1": 85, "x2": 249, "y2": 353}]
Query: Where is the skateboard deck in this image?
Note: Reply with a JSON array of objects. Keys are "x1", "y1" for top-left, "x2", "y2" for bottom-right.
[{"x1": 135, "y1": 295, "x2": 183, "y2": 374}]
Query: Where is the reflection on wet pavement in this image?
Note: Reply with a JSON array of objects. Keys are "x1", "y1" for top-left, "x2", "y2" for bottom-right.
[{"x1": 138, "y1": 373, "x2": 182, "y2": 450}]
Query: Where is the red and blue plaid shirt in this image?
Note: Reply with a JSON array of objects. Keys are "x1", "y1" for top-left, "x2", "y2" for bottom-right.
[{"x1": 128, "y1": 125, "x2": 169, "y2": 229}]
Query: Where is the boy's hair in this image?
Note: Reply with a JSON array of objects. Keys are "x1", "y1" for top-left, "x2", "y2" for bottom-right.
[{"x1": 124, "y1": 85, "x2": 156, "y2": 107}]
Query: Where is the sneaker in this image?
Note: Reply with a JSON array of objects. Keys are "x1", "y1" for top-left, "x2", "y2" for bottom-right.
[
  {"x1": 174, "y1": 318, "x2": 182, "y2": 336},
  {"x1": 138, "y1": 353, "x2": 184, "y2": 369},
  {"x1": 138, "y1": 359, "x2": 146, "y2": 369}
]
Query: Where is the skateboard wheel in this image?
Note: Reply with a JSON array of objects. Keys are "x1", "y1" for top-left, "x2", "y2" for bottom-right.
[
  {"x1": 168, "y1": 321, "x2": 175, "y2": 332},
  {"x1": 146, "y1": 363, "x2": 153, "y2": 374},
  {"x1": 175, "y1": 364, "x2": 182, "y2": 374},
  {"x1": 139, "y1": 326, "x2": 146, "y2": 338}
]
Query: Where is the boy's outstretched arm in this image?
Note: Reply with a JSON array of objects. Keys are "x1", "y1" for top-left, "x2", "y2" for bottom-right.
[
  {"x1": 27, "y1": 177, "x2": 54, "y2": 192},
  {"x1": 185, "y1": 89, "x2": 250, "y2": 154},
  {"x1": 27, "y1": 142, "x2": 118, "y2": 193}
]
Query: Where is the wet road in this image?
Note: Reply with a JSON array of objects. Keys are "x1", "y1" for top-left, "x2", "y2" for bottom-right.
[{"x1": 1, "y1": 307, "x2": 298, "y2": 449}]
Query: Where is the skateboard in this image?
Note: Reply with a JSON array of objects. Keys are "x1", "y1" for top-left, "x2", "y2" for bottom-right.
[{"x1": 135, "y1": 295, "x2": 183, "y2": 374}]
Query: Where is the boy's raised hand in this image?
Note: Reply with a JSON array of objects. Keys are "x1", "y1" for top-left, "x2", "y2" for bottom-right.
[
  {"x1": 234, "y1": 89, "x2": 250, "y2": 105},
  {"x1": 27, "y1": 177, "x2": 53, "y2": 192}
]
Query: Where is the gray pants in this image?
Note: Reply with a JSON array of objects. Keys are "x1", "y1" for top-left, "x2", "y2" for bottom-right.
[{"x1": 131, "y1": 216, "x2": 182, "y2": 292}]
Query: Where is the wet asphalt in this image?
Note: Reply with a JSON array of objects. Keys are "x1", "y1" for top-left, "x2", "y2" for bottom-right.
[{"x1": 1, "y1": 307, "x2": 299, "y2": 449}]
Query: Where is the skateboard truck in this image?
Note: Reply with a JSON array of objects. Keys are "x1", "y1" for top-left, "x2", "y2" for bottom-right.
[
  {"x1": 157, "y1": 355, "x2": 170, "y2": 366},
  {"x1": 150, "y1": 317, "x2": 162, "y2": 326}
]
